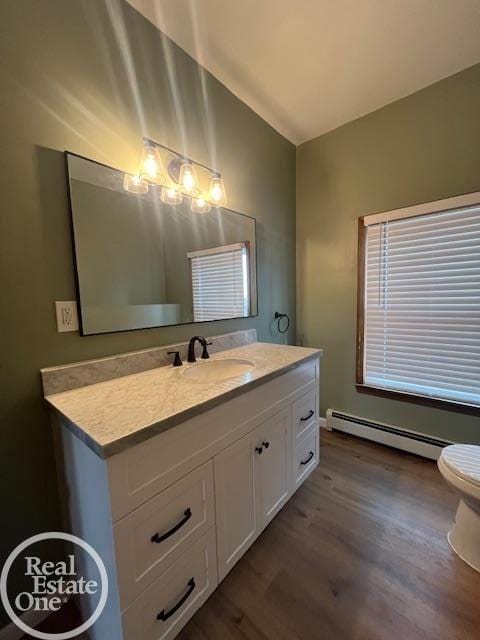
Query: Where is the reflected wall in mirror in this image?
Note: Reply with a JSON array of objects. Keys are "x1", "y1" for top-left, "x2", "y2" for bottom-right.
[{"x1": 66, "y1": 153, "x2": 257, "y2": 335}]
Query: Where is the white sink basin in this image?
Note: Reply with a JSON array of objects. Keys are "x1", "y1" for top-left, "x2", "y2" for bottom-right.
[{"x1": 183, "y1": 358, "x2": 255, "y2": 383}]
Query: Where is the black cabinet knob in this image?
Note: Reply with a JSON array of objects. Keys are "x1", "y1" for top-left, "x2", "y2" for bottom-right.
[
  {"x1": 255, "y1": 446, "x2": 263, "y2": 455},
  {"x1": 262, "y1": 441, "x2": 270, "y2": 449}
]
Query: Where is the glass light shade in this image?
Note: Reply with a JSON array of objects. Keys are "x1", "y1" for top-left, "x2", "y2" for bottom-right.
[
  {"x1": 191, "y1": 196, "x2": 211, "y2": 214},
  {"x1": 123, "y1": 173, "x2": 148, "y2": 194},
  {"x1": 140, "y1": 144, "x2": 165, "y2": 182},
  {"x1": 161, "y1": 186, "x2": 183, "y2": 205},
  {"x1": 179, "y1": 161, "x2": 198, "y2": 193},
  {"x1": 209, "y1": 175, "x2": 227, "y2": 206}
]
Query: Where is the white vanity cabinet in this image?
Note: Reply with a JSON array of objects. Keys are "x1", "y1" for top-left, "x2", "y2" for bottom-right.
[{"x1": 53, "y1": 353, "x2": 320, "y2": 640}]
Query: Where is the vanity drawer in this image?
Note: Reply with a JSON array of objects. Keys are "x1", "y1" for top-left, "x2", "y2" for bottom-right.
[
  {"x1": 114, "y1": 461, "x2": 215, "y2": 608},
  {"x1": 293, "y1": 427, "x2": 319, "y2": 489},
  {"x1": 292, "y1": 386, "x2": 318, "y2": 440},
  {"x1": 122, "y1": 531, "x2": 218, "y2": 640}
]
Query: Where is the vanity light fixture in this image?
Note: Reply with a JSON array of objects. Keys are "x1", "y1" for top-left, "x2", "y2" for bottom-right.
[
  {"x1": 209, "y1": 173, "x2": 227, "y2": 207},
  {"x1": 123, "y1": 173, "x2": 149, "y2": 194},
  {"x1": 140, "y1": 142, "x2": 164, "y2": 183},
  {"x1": 124, "y1": 137, "x2": 227, "y2": 210},
  {"x1": 191, "y1": 196, "x2": 212, "y2": 214},
  {"x1": 161, "y1": 186, "x2": 183, "y2": 205},
  {"x1": 178, "y1": 161, "x2": 198, "y2": 194}
]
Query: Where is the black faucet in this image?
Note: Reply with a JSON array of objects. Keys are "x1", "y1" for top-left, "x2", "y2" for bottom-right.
[{"x1": 187, "y1": 336, "x2": 212, "y2": 363}]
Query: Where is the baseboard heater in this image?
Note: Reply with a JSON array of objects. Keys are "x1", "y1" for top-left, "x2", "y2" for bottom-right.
[{"x1": 326, "y1": 409, "x2": 454, "y2": 460}]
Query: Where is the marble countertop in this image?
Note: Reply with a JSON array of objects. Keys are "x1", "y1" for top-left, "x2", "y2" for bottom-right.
[{"x1": 46, "y1": 342, "x2": 322, "y2": 458}]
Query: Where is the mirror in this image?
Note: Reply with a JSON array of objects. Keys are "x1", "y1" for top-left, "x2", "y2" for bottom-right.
[{"x1": 66, "y1": 153, "x2": 257, "y2": 335}]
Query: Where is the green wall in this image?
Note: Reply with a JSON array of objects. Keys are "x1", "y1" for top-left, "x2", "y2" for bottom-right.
[
  {"x1": 0, "y1": 0, "x2": 295, "y2": 625},
  {"x1": 297, "y1": 63, "x2": 480, "y2": 444}
]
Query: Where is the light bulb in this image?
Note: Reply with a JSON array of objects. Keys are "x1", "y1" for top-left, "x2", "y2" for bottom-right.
[
  {"x1": 161, "y1": 186, "x2": 183, "y2": 205},
  {"x1": 209, "y1": 174, "x2": 227, "y2": 206},
  {"x1": 140, "y1": 144, "x2": 164, "y2": 182},
  {"x1": 191, "y1": 196, "x2": 211, "y2": 214},
  {"x1": 179, "y1": 161, "x2": 197, "y2": 193},
  {"x1": 123, "y1": 173, "x2": 148, "y2": 194}
]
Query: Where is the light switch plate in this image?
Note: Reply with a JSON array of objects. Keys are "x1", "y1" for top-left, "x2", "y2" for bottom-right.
[{"x1": 55, "y1": 301, "x2": 79, "y2": 332}]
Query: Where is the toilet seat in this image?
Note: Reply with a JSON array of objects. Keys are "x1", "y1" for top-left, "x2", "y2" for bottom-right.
[{"x1": 440, "y1": 445, "x2": 480, "y2": 489}]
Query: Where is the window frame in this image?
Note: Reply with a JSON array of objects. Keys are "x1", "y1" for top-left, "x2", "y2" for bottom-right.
[{"x1": 356, "y1": 191, "x2": 480, "y2": 416}]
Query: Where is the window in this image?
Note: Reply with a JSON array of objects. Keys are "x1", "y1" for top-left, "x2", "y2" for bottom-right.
[
  {"x1": 357, "y1": 191, "x2": 480, "y2": 411},
  {"x1": 188, "y1": 242, "x2": 250, "y2": 321}
]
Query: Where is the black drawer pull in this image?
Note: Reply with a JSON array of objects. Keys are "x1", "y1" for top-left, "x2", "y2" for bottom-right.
[
  {"x1": 151, "y1": 508, "x2": 192, "y2": 544},
  {"x1": 300, "y1": 409, "x2": 314, "y2": 422},
  {"x1": 157, "y1": 577, "x2": 196, "y2": 621},
  {"x1": 300, "y1": 451, "x2": 314, "y2": 466}
]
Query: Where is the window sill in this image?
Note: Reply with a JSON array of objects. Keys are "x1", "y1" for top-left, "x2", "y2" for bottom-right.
[{"x1": 355, "y1": 383, "x2": 480, "y2": 417}]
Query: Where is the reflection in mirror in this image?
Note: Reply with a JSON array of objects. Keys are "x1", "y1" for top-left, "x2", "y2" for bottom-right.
[{"x1": 66, "y1": 153, "x2": 257, "y2": 335}]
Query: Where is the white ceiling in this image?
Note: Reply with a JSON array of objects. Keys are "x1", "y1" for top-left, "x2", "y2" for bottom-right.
[{"x1": 127, "y1": 0, "x2": 480, "y2": 145}]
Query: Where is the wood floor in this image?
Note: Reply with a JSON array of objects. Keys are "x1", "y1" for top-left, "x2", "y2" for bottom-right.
[
  {"x1": 22, "y1": 430, "x2": 480, "y2": 640},
  {"x1": 178, "y1": 430, "x2": 480, "y2": 640}
]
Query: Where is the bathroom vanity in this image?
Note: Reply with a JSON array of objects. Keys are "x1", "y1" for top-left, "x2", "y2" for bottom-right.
[{"x1": 42, "y1": 332, "x2": 322, "y2": 640}]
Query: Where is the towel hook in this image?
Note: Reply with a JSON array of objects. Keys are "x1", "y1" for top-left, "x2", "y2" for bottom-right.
[{"x1": 274, "y1": 311, "x2": 290, "y2": 334}]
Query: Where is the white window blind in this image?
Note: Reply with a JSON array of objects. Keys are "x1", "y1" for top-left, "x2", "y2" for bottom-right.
[
  {"x1": 363, "y1": 200, "x2": 480, "y2": 407},
  {"x1": 188, "y1": 243, "x2": 250, "y2": 322}
]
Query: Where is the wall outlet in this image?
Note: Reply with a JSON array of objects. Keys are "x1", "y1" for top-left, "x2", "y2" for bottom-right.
[{"x1": 55, "y1": 301, "x2": 79, "y2": 332}]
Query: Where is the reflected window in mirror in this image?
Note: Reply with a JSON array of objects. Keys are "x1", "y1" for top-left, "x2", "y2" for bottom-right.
[{"x1": 188, "y1": 243, "x2": 250, "y2": 322}]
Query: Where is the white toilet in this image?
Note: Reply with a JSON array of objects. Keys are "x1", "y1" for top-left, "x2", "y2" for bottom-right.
[{"x1": 438, "y1": 444, "x2": 480, "y2": 572}]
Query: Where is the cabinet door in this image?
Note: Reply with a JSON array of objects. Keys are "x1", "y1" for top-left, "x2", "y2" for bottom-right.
[
  {"x1": 257, "y1": 409, "x2": 292, "y2": 528},
  {"x1": 214, "y1": 431, "x2": 261, "y2": 581}
]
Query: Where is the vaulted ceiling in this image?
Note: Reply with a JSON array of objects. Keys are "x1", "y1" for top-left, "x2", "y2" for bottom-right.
[{"x1": 127, "y1": 0, "x2": 480, "y2": 144}]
